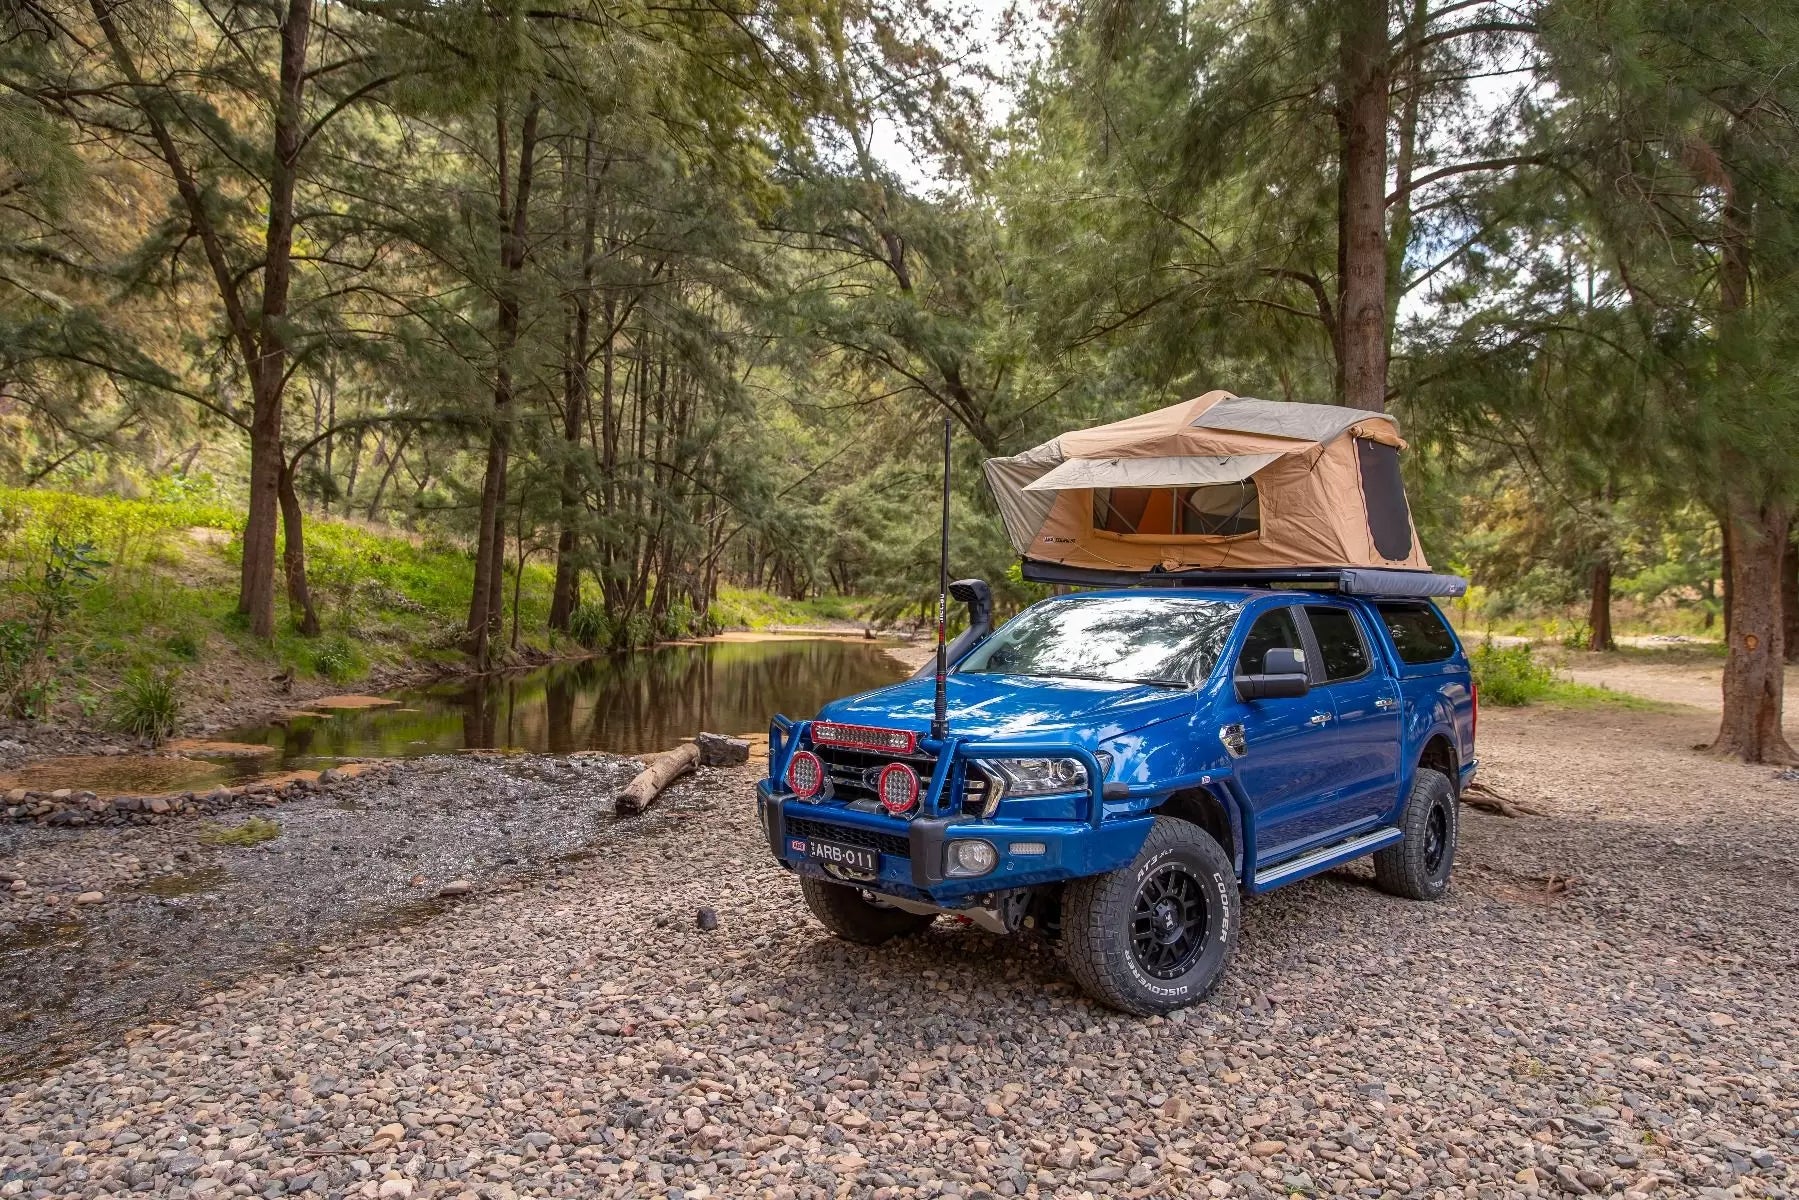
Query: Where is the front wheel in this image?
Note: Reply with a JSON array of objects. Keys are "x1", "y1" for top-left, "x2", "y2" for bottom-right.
[
  {"x1": 1062, "y1": 817, "x2": 1240, "y2": 1016},
  {"x1": 1373, "y1": 767, "x2": 1458, "y2": 900},
  {"x1": 799, "y1": 877, "x2": 935, "y2": 945}
]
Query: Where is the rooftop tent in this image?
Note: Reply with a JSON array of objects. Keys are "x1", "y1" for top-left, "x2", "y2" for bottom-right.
[{"x1": 983, "y1": 390, "x2": 1435, "y2": 581}]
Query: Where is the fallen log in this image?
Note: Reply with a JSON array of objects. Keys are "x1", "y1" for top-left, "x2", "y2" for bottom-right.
[
  {"x1": 617, "y1": 742, "x2": 700, "y2": 815},
  {"x1": 1460, "y1": 780, "x2": 1547, "y2": 819}
]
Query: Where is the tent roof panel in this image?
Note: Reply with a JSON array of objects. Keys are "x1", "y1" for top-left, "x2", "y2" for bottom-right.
[
  {"x1": 1190, "y1": 396, "x2": 1398, "y2": 444},
  {"x1": 1021, "y1": 452, "x2": 1282, "y2": 492}
]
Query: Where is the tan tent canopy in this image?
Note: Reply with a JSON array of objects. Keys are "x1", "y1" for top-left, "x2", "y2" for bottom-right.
[{"x1": 983, "y1": 390, "x2": 1431, "y2": 577}]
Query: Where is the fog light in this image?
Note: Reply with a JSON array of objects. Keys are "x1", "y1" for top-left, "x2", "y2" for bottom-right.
[
  {"x1": 1009, "y1": 841, "x2": 1047, "y2": 856},
  {"x1": 877, "y1": 762, "x2": 920, "y2": 814},
  {"x1": 947, "y1": 839, "x2": 998, "y2": 877},
  {"x1": 786, "y1": 750, "x2": 824, "y2": 799}
]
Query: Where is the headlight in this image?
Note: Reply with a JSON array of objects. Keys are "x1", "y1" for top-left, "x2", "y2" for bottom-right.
[{"x1": 981, "y1": 757, "x2": 1090, "y2": 800}]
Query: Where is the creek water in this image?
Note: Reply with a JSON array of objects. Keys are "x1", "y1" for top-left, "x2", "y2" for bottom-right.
[{"x1": 219, "y1": 636, "x2": 911, "y2": 767}]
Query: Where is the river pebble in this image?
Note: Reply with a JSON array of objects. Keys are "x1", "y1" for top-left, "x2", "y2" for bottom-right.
[{"x1": 1, "y1": 705, "x2": 1795, "y2": 1199}]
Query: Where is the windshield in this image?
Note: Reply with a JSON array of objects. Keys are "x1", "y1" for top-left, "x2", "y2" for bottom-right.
[{"x1": 957, "y1": 596, "x2": 1239, "y2": 688}]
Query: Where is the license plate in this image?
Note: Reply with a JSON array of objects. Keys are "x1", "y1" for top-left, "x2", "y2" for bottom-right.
[{"x1": 803, "y1": 838, "x2": 879, "y2": 875}]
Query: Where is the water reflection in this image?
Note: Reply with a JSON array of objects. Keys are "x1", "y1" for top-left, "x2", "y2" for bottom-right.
[{"x1": 222, "y1": 638, "x2": 907, "y2": 767}]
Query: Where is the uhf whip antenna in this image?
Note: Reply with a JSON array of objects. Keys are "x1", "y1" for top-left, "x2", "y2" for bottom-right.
[{"x1": 931, "y1": 416, "x2": 951, "y2": 742}]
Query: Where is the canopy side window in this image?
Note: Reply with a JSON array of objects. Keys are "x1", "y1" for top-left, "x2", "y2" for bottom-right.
[
  {"x1": 1092, "y1": 482, "x2": 1260, "y2": 538},
  {"x1": 1355, "y1": 438, "x2": 1414, "y2": 560}
]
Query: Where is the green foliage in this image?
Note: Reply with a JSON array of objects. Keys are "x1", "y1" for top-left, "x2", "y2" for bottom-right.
[
  {"x1": 198, "y1": 817, "x2": 281, "y2": 848},
  {"x1": 1470, "y1": 641, "x2": 1560, "y2": 707},
  {"x1": 619, "y1": 611, "x2": 655, "y2": 650},
  {"x1": 109, "y1": 666, "x2": 181, "y2": 743},
  {"x1": 711, "y1": 586, "x2": 868, "y2": 629},
  {"x1": 311, "y1": 636, "x2": 362, "y2": 684},
  {"x1": 1470, "y1": 640, "x2": 1661, "y2": 709},
  {"x1": 164, "y1": 629, "x2": 202, "y2": 661},
  {"x1": 568, "y1": 602, "x2": 612, "y2": 650},
  {"x1": 0, "y1": 537, "x2": 108, "y2": 718},
  {"x1": 658, "y1": 599, "x2": 700, "y2": 641}
]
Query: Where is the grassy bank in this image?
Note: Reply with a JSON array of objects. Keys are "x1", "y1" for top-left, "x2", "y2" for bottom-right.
[
  {"x1": 0, "y1": 486, "x2": 557, "y2": 724},
  {"x1": 0, "y1": 487, "x2": 895, "y2": 731},
  {"x1": 709, "y1": 585, "x2": 872, "y2": 629}
]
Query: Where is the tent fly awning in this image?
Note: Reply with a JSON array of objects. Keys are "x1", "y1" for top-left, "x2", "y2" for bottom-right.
[{"x1": 1020, "y1": 452, "x2": 1281, "y2": 492}]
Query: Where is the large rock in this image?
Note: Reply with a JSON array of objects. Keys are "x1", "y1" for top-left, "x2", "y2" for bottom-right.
[{"x1": 696, "y1": 732, "x2": 751, "y2": 767}]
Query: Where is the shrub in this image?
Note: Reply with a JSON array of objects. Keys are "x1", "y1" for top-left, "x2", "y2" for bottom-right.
[
  {"x1": 312, "y1": 635, "x2": 361, "y2": 683},
  {"x1": 658, "y1": 598, "x2": 699, "y2": 640},
  {"x1": 165, "y1": 629, "x2": 202, "y2": 660},
  {"x1": 1469, "y1": 641, "x2": 1558, "y2": 706},
  {"x1": 568, "y1": 602, "x2": 611, "y2": 649},
  {"x1": 0, "y1": 538, "x2": 107, "y2": 718},
  {"x1": 620, "y1": 610, "x2": 654, "y2": 649},
  {"x1": 110, "y1": 666, "x2": 181, "y2": 743},
  {"x1": 199, "y1": 816, "x2": 281, "y2": 847}
]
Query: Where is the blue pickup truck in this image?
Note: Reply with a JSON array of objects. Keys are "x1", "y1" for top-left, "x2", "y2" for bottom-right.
[{"x1": 757, "y1": 580, "x2": 1476, "y2": 1015}]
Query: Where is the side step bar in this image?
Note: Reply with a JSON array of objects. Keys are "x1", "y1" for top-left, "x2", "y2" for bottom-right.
[{"x1": 1251, "y1": 827, "x2": 1403, "y2": 893}]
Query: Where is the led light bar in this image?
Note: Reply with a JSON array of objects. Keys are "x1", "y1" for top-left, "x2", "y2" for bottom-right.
[{"x1": 811, "y1": 722, "x2": 919, "y2": 755}]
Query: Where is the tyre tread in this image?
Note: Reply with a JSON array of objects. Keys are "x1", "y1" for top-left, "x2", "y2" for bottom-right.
[
  {"x1": 1373, "y1": 767, "x2": 1457, "y2": 900},
  {"x1": 1062, "y1": 818, "x2": 1238, "y2": 1016}
]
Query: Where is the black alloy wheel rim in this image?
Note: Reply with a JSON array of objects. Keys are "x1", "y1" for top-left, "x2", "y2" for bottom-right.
[
  {"x1": 1423, "y1": 801, "x2": 1449, "y2": 875},
  {"x1": 1130, "y1": 862, "x2": 1212, "y2": 980}
]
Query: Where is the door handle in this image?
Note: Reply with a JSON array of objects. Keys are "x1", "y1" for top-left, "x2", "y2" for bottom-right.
[
  {"x1": 1307, "y1": 712, "x2": 1331, "y2": 726},
  {"x1": 1374, "y1": 697, "x2": 1398, "y2": 711}
]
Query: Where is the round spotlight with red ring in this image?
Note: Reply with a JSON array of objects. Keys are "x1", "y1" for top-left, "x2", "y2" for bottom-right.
[
  {"x1": 877, "y1": 762, "x2": 920, "y2": 814},
  {"x1": 786, "y1": 750, "x2": 825, "y2": 799}
]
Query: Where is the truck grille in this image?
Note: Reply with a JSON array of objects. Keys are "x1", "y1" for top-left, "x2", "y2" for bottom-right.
[
  {"x1": 813, "y1": 745, "x2": 935, "y2": 805},
  {"x1": 787, "y1": 816, "x2": 910, "y2": 859}
]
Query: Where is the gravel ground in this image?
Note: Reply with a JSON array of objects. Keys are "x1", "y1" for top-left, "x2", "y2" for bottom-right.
[
  {"x1": 2, "y1": 699, "x2": 1796, "y2": 1200},
  {"x1": 2, "y1": 754, "x2": 642, "y2": 1078}
]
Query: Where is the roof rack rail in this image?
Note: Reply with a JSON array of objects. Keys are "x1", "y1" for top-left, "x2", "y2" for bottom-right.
[{"x1": 1019, "y1": 560, "x2": 1468, "y2": 598}]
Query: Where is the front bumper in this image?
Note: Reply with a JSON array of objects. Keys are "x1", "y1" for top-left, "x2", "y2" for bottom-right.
[{"x1": 756, "y1": 778, "x2": 1151, "y2": 904}]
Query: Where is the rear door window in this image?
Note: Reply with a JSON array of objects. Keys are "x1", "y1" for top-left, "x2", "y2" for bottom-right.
[
  {"x1": 1303, "y1": 605, "x2": 1371, "y2": 682},
  {"x1": 1375, "y1": 602, "x2": 1457, "y2": 664}
]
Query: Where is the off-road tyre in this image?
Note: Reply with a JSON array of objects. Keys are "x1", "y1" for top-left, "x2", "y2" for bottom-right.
[
  {"x1": 799, "y1": 878, "x2": 935, "y2": 945},
  {"x1": 1373, "y1": 767, "x2": 1458, "y2": 900},
  {"x1": 1062, "y1": 817, "x2": 1239, "y2": 1016}
]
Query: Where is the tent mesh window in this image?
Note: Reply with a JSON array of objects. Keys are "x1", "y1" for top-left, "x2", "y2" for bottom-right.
[
  {"x1": 1354, "y1": 438, "x2": 1413, "y2": 560},
  {"x1": 1093, "y1": 483, "x2": 1259, "y2": 537}
]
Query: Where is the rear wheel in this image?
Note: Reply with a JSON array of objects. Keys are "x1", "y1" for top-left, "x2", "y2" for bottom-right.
[
  {"x1": 1062, "y1": 817, "x2": 1239, "y2": 1015},
  {"x1": 800, "y1": 877, "x2": 935, "y2": 945},
  {"x1": 1373, "y1": 767, "x2": 1458, "y2": 900}
]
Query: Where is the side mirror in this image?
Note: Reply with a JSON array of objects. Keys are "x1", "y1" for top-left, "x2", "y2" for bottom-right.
[{"x1": 1235, "y1": 646, "x2": 1310, "y2": 701}]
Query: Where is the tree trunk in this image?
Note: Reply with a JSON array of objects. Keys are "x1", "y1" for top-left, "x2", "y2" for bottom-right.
[
  {"x1": 1586, "y1": 561, "x2": 1614, "y2": 652},
  {"x1": 366, "y1": 428, "x2": 410, "y2": 521},
  {"x1": 1707, "y1": 142, "x2": 1788, "y2": 760},
  {"x1": 1334, "y1": 0, "x2": 1390, "y2": 413},
  {"x1": 320, "y1": 371, "x2": 336, "y2": 514},
  {"x1": 1711, "y1": 494, "x2": 1794, "y2": 762},
  {"x1": 91, "y1": 0, "x2": 312, "y2": 640},
  {"x1": 466, "y1": 93, "x2": 541, "y2": 670},
  {"x1": 277, "y1": 461, "x2": 320, "y2": 636},
  {"x1": 1781, "y1": 525, "x2": 1797, "y2": 664},
  {"x1": 238, "y1": 0, "x2": 313, "y2": 639},
  {"x1": 550, "y1": 129, "x2": 599, "y2": 634}
]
